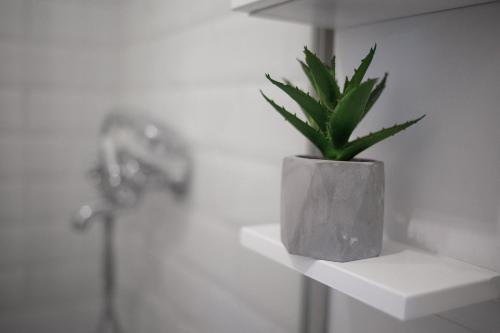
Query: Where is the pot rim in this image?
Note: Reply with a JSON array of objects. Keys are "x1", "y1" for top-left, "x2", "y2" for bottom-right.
[{"x1": 290, "y1": 155, "x2": 382, "y2": 165}]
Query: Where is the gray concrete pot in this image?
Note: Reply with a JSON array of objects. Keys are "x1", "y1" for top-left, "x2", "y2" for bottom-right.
[{"x1": 280, "y1": 156, "x2": 384, "y2": 262}]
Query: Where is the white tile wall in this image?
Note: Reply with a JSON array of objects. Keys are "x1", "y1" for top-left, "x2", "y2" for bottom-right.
[
  {"x1": 329, "y1": 2, "x2": 500, "y2": 333},
  {"x1": 0, "y1": 181, "x2": 24, "y2": 222},
  {"x1": 22, "y1": 44, "x2": 118, "y2": 90},
  {"x1": 117, "y1": 2, "x2": 310, "y2": 332},
  {"x1": 0, "y1": 0, "x2": 26, "y2": 40},
  {"x1": 4, "y1": 1, "x2": 496, "y2": 333},
  {"x1": 25, "y1": 90, "x2": 112, "y2": 135},
  {"x1": 0, "y1": 226, "x2": 25, "y2": 268},
  {"x1": 0, "y1": 298, "x2": 101, "y2": 333},
  {"x1": 0, "y1": 89, "x2": 23, "y2": 130},
  {"x1": 24, "y1": 259, "x2": 100, "y2": 308},
  {"x1": 0, "y1": 136, "x2": 24, "y2": 179},
  {"x1": 0, "y1": 0, "x2": 121, "y2": 330},
  {"x1": 0, "y1": 269, "x2": 25, "y2": 310},
  {"x1": 140, "y1": 256, "x2": 292, "y2": 333},
  {"x1": 26, "y1": 0, "x2": 120, "y2": 46},
  {"x1": 137, "y1": 294, "x2": 198, "y2": 333},
  {"x1": 119, "y1": 14, "x2": 309, "y2": 90},
  {"x1": 0, "y1": 42, "x2": 21, "y2": 86}
]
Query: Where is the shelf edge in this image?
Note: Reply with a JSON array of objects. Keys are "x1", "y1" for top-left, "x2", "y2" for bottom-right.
[{"x1": 240, "y1": 224, "x2": 500, "y2": 321}]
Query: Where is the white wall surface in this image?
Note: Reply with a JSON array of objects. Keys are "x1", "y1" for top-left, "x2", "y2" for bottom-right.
[
  {"x1": 0, "y1": 0, "x2": 121, "y2": 332},
  {"x1": 0, "y1": 0, "x2": 310, "y2": 331},
  {"x1": 116, "y1": 1, "x2": 311, "y2": 332},
  {"x1": 330, "y1": 2, "x2": 500, "y2": 332},
  {"x1": 1, "y1": 1, "x2": 498, "y2": 333}
]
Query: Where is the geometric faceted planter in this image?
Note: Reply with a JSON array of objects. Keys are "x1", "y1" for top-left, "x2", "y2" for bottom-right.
[{"x1": 280, "y1": 155, "x2": 384, "y2": 262}]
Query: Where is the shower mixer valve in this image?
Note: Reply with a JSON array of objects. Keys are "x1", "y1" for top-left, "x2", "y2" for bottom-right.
[{"x1": 72, "y1": 111, "x2": 191, "y2": 333}]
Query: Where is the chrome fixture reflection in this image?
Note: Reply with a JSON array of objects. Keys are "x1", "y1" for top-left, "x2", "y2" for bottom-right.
[{"x1": 72, "y1": 111, "x2": 191, "y2": 333}]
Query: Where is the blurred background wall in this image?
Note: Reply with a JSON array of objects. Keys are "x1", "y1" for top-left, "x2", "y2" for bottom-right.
[
  {"x1": 0, "y1": 0, "x2": 120, "y2": 332},
  {"x1": 0, "y1": 0, "x2": 309, "y2": 332},
  {"x1": 330, "y1": 3, "x2": 500, "y2": 332},
  {"x1": 0, "y1": 1, "x2": 498, "y2": 333},
  {"x1": 115, "y1": 1, "x2": 311, "y2": 332}
]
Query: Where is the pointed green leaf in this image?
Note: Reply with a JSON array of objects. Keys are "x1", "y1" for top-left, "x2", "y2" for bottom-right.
[
  {"x1": 343, "y1": 76, "x2": 350, "y2": 94},
  {"x1": 364, "y1": 73, "x2": 387, "y2": 116},
  {"x1": 303, "y1": 47, "x2": 339, "y2": 109},
  {"x1": 337, "y1": 115, "x2": 425, "y2": 160},
  {"x1": 329, "y1": 79, "x2": 377, "y2": 147},
  {"x1": 266, "y1": 74, "x2": 328, "y2": 131},
  {"x1": 261, "y1": 91, "x2": 329, "y2": 154},
  {"x1": 328, "y1": 56, "x2": 341, "y2": 98},
  {"x1": 347, "y1": 45, "x2": 377, "y2": 91},
  {"x1": 329, "y1": 56, "x2": 336, "y2": 77},
  {"x1": 298, "y1": 60, "x2": 318, "y2": 95},
  {"x1": 283, "y1": 78, "x2": 317, "y2": 130}
]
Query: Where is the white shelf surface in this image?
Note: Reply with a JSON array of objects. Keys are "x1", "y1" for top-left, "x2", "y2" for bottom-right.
[
  {"x1": 232, "y1": 0, "x2": 497, "y2": 29},
  {"x1": 240, "y1": 224, "x2": 500, "y2": 321}
]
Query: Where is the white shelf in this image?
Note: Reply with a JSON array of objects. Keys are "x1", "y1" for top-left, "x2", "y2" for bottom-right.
[
  {"x1": 240, "y1": 224, "x2": 500, "y2": 321},
  {"x1": 232, "y1": 0, "x2": 497, "y2": 28}
]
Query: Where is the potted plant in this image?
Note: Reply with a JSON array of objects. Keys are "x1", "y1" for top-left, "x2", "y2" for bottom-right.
[{"x1": 261, "y1": 45, "x2": 424, "y2": 262}]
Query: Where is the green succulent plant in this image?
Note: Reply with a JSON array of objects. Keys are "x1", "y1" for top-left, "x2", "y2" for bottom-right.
[{"x1": 260, "y1": 45, "x2": 424, "y2": 161}]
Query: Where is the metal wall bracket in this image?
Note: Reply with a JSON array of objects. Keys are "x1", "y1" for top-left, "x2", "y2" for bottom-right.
[{"x1": 299, "y1": 26, "x2": 334, "y2": 333}]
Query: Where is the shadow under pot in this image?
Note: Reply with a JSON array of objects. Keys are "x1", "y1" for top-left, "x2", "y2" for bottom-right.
[{"x1": 280, "y1": 155, "x2": 384, "y2": 262}]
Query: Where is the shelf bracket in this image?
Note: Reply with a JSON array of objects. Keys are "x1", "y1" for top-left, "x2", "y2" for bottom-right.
[{"x1": 300, "y1": 26, "x2": 334, "y2": 333}]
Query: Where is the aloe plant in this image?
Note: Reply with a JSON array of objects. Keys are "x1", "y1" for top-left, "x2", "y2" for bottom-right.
[{"x1": 261, "y1": 45, "x2": 424, "y2": 161}]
